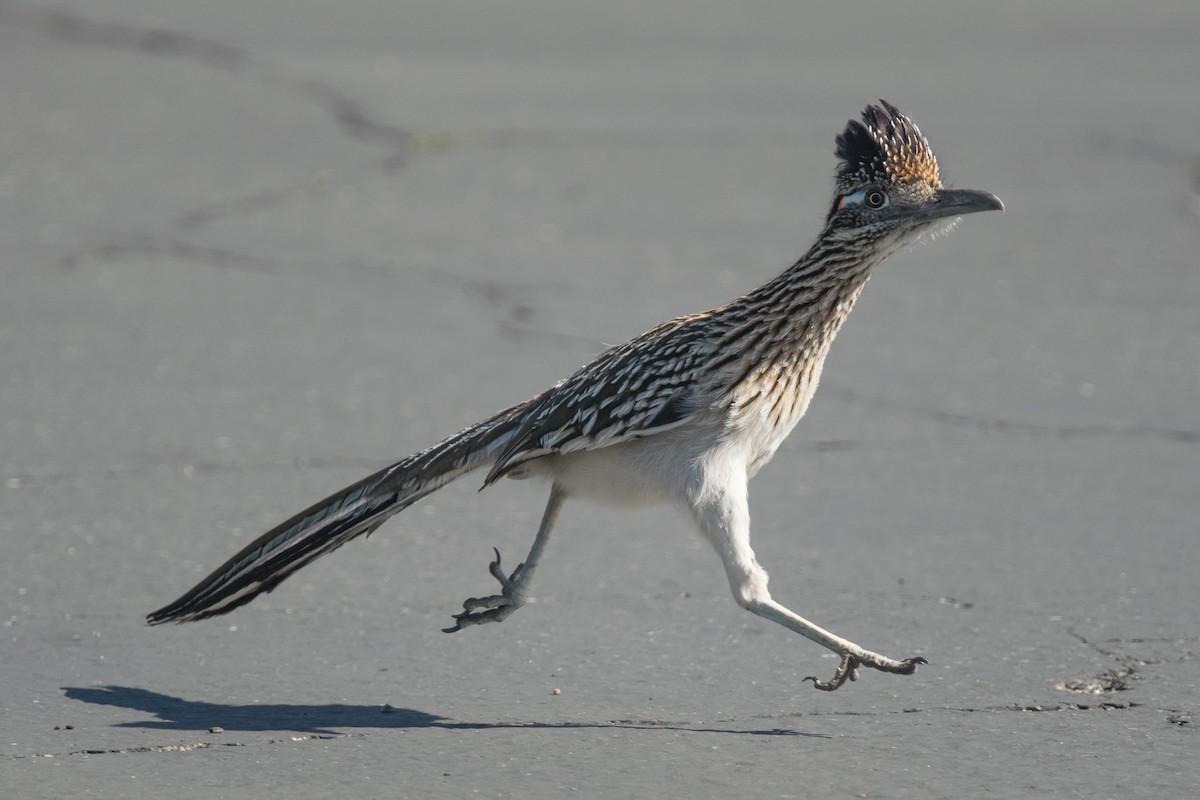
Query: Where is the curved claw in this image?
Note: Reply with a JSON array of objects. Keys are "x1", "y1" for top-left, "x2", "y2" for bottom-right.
[
  {"x1": 485, "y1": 547, "x2": 526, "y2": 590},
  {"x1": 893, "y1": 656, "x2": 928, "y2": 674},
  {"x1": 804, "y1": 655, "x2": 860, "y2": 691},
  {"x1": 487, "y1": 547, "x2": 507, "y2": 585}
]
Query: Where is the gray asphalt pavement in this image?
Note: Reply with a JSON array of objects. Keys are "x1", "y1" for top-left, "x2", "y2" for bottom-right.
[{"x1": 3, "y1": 1, "x2": 1198, "y2": 798}]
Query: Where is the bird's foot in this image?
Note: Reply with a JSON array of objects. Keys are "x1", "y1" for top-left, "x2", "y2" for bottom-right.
[
  {"x1": 442, "y1": 548, "x2": 527, "y2": 633},
  {"x1": 804, "y1": 653, "x2": 927, "y2": 692}
]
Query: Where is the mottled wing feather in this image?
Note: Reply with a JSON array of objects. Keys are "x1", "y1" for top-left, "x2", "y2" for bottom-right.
[{"x1": 484, "y1": 315, "x2": 710, "y2": 484}]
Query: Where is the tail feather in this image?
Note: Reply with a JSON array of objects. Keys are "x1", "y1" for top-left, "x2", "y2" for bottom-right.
[{"x1": 146, "y1": 402, "x2": 526, "y2": 625}]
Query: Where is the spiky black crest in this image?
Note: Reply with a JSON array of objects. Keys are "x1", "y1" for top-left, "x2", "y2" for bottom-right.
[{"x1": 834, "y1": 101, "x2": 941, "y2": 193}]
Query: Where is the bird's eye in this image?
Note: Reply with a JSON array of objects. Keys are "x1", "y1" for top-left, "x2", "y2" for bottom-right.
[
  {"x1": 864, "y1": 188, "x2": 888, "y2": 209},
  {"x1": 832, "y1": 187, "x2": 890, "y2": 215}
]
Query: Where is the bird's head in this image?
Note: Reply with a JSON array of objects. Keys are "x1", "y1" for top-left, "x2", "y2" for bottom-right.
[{"x1": 826, "y1": 101, "x2": 1002, "y2": 242}]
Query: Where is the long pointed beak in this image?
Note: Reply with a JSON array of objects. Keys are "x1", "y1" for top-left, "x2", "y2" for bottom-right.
[{"x1": 914, "y1": 187, "x2": 1004, "y2": 223}]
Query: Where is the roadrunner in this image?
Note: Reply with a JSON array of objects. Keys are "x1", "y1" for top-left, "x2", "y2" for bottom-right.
[{"x1": 149, "y1": 101, "x2": 1002, "y2": 691}]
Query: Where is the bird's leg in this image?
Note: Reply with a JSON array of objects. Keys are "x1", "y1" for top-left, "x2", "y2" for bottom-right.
[
  {"x1": 691, "y1": 483, "x2": 926, "y2": 690},
  {"x1": 442, "y1": 484, "x2": 565, "y2": 633}
]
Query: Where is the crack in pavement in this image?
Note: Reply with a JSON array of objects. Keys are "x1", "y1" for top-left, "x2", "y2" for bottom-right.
[
  {"x1": 13, "y1": 723, "x2": 801, "y2": 761},
  {"x1": 1, "y1": 0, "x2": 418, "y2": 269},
  {"x1": 54, "y1": 233, "x2": 547, "y2": 311},
  {"x1": 789, "y1": 701, "x2": 1143, "y2": 719},
  {"x1": 52, "y1": 152, "x2": 406, "y2": 271},
  {"x1": 58, "y1": 237, "x2": 283, "y2": 274},
  {"x1": 171, "y1": 150, "x2": 409, "y2": 234},
  {"x1": 820, "y1": 385, "x2": 1199, "y2": 447},
  {"x1": 52, "y1": 232, "x2": 552, "y2": 334},
  {"x1": 1066, "y1": 628, "x2": 1197, "y2": 677},
  {"x1": 14, "y1": 732, "x2": 344, "y2": 760},
  {"x1": 0, "y1": 1, "x2": 247, "y2": 69},
  {"x1": 0, "y1": 0, "x2": 411, "y2": 152},
  {"x1": 1058, "y1": 627, "x2": 1197, "y2": 726}
]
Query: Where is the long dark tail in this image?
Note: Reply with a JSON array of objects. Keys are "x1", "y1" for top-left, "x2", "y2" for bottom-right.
[{"x1": 146, "y1": 402, "x2": 527, "y2": 624}]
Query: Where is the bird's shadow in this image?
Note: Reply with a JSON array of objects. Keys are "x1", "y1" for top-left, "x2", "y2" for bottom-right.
[{"x1": 62, "y1": 685, "x2": 822, "y2": 738}]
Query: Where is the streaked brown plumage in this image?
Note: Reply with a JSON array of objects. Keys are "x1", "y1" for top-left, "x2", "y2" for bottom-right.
[{"x1": 149, "y1": 101, "x2": 1002, "y2": 691}]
